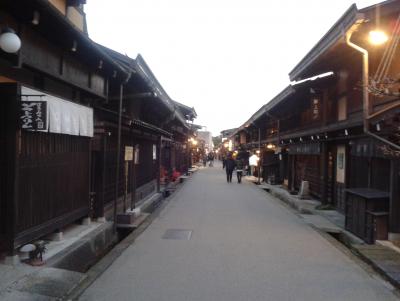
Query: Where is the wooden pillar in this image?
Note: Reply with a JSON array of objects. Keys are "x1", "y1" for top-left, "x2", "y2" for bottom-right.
[
  {"x1": 288, "y1": 154, "x2": 294, "y2": 191},
  {"x1": 131, "y1": 159, "x2": 137, "y2": 210},
  {"x1": 5, "y1": 84, "x2": 19, "y2": 254},
  {"x1": 389, "y1": 159, "x2": 400, "y2": 236},
  {"x1": 320, "y1": 142, "x2": 328, "y2": 204},
  {"x1": 157, "y1": 136, "x2": 162, "y2": 193},
  {"x1": 279, "y1": 150, "x2": 286, "y2": 184},
  {"x1": 94, "y1": 135, "x2": 107, "y2": 218},
  {"x1": 97, "y1": 135, "x2": 107, "y2": 217}
]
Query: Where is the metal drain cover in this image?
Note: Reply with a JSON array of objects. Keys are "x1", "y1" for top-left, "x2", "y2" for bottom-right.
[{"x1": 162, "y1": 229, "x2": 193, "y2": 240}]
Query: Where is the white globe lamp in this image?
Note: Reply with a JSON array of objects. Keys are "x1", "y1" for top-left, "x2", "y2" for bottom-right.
[{"x1": 0, "y1": 28, "x2": 21, "y2": 53}]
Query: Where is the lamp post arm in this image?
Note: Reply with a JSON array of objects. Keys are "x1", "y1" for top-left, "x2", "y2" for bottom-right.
[{"x1": 346, "y1": 31, "x2": 369, "y2": 132}]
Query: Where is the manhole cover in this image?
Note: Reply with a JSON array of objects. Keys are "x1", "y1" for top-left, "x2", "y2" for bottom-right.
[{"x1": 162, "y1": 229, "x2": 192, "y2": 240}]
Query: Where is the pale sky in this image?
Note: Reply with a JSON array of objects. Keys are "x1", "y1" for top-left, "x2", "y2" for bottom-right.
[{"x1": 85, "y1": 0, "x2": 379, "y2": 136}]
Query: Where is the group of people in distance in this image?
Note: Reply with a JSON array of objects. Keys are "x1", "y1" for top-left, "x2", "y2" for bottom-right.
[
  {"x1": 222, "y1": 152, "x2": 246, "y2": 183},
  {"x1": 203, "y1": 152, "x2": 215, "y2": 167}
]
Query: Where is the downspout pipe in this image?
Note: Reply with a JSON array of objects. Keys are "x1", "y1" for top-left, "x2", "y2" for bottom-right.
[
  {"x1": 113, "y1": 72, "x2": 132, "y2": 231},
  {"x1": 346, "y1": 31, "x2": 400, "y2": 151}
]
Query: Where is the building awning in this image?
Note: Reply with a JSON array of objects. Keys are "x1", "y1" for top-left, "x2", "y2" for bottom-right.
[{"x1": 131, "y1": 119, "x2": 172, "y2": 137}]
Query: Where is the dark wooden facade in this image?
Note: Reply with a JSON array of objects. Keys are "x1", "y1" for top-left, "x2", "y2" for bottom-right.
[
  {"x1": 0, "y1": 1, "x2": 196, "y2": 255},
  {"x1": 231, "y1": 1, "x2": 400, "y2": 243},
  {"x1": 0, "y1": 0, "x2": 123, "y2": 252}
]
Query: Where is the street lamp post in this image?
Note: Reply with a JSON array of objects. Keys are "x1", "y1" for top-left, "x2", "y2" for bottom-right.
[
  {"x1": 258, "y1": 127, "x2": 261, "y2": 184},
  {"x1": 345, "y1": 28, "x2": 400, "y2": 151},
  {"x1": 346, "y1": 31, "x2": 369, "y2": 132}
]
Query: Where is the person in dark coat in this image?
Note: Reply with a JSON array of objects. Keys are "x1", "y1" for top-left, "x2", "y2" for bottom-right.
[
  {"x1": 235, "y1": 158, "x2": 244, "y2": 183},
  {"x1": 225, "y1": 153, "x2": 235, "y2": 183}
]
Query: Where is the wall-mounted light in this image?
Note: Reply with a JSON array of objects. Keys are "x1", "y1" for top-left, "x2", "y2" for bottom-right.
[
  {"x1": 376, "y1": 123, "x2": 381, "y2": 131},
  {"x1": 325, "y1": 133, "x2": 328, "y2": 139},
  {"x1": 299, "y1": 137, "x2": 303, "y2": 142},
  {"x1": 0, "y1": 27, "x2": 21, "y2": 53},
  {"x1": 32, "y1": 11, "x2": 40, "y2": 25},
  {"x1": 344, "y1": 129, "x2": 349, "y2": 136},
  {"x1": 289, "y1": 139, "x2": 293, "y2": 144},
  {"x1": 311, "y1": 135, "x2": 314, "y2": 140},
  {"x1": 316, "y1": 135, "x2": 320, "y2": 140},
  {"x1": 71, "y1": 40, "x2": 77, "y2": 52}
]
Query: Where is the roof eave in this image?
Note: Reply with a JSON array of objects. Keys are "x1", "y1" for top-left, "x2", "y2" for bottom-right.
[
  {"x1": 288, "y1": 4, "x2": 360, "y2": 82},
  {"x1": 34, "y1": 0, "x2": 130, "y2": 78}
]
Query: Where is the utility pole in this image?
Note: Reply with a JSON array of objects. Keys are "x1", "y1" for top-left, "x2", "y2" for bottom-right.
[{"x1": 258, "y1": 127, "x2": 261, "y2": 184}]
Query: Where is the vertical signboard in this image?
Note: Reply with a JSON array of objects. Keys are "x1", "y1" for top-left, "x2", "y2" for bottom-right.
[
  {"x1": 125, "y1": 146, "x2": 134, "y2": 161},
  {"x1": 134, "y1": 145, "x2": 140, "y2": 165},
  {"x1": 336, "y1": 145, "x2": 346, "y2": 183},
  {"x1": 20, "y1": 101, "x2": 47, "y2": 130},
  {"x1": 153, "y1": 144, "x2": 157, "y2": 160}
]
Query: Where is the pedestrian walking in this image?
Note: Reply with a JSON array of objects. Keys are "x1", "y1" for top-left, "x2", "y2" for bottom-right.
[
  {"x1": 203, "y1": 154, "x2": 207, "y2": 167},
  {"x1": 235, "y1": 158, "x2": 244, "y2": 183},
  {"x1": 222, "y1": 154, "x2": 226, "y2": 169},
  {"x1": 208, "y1": 152, "x2": 214, "y2": 167},
  {"x1": 249, "y1": 152, "x2": 259, "y2": 176},
  {"x1": 225, "y1": 152, "x2": 235, "y2": 183}
]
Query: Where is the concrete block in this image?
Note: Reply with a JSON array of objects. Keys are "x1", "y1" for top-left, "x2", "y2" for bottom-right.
[
  {"x1": 81, "y1": 217, "x2": 91, "y2": 226},
  {"x1": 298, "y1": 181, "x2": 310, "y2": 199},
  {"x1": 127, "y1": 208, "x2": 141, "y2": 217},
  {"x1": 389, "y1": 232, "x2": 400, "y2": 242},
  {"x1": 116, "y1": 212, "x2": 135, "y2": 225},
  {"x1": 49, "y1": 222, "x2": 117, "y2": 273},
  {"x1": 4, "y1": 254, "x2": 20, "y2": 265},
  {"x1": 96, "y1": 216, "x2": 106, "y2": 223}
]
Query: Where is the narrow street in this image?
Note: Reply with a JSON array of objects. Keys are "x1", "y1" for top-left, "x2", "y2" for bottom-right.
[{"x1": 80, "y1": 163, "x2": 399, "y2": 301}]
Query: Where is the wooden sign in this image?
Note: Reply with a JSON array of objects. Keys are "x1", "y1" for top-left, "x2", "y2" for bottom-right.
[
  {"x1": 125, "y1": 146, "x2": 134, "y2": 161},
  {"x1": 20, "y1": 101, "x2": 47, "y2": 130},
  {"x1": 311, "y1": 97, "x2": 320, "y2": 120},
  {"x1": 289, "y1": 143, "x2": 321, "y2": 155}
]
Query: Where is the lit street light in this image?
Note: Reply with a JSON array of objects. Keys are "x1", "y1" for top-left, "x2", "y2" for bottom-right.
[
  {"x1": 368, "y1": 30, "x2": 389, "y2": 45},
  {"x1": 0, "y1": 27, "x2": 21, "y2": 53},
  {"x1": 346, "y1": 25, "x2": 400, "y2": 151}
]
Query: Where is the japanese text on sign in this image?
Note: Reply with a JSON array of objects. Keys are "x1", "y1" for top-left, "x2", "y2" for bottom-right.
[{"x1": 20, "y1": 101, "x2": 47, "y2": 130}]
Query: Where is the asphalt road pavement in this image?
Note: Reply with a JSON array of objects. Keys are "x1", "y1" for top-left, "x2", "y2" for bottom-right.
[{"x1": 80, "y1": 163, "x2": 399, "y2": 301}]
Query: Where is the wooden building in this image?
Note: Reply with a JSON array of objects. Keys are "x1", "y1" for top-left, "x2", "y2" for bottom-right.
[
  {"x1": 90, "y1": 48, "x2": 195, "y2": 220},
  {"x1": 231, "y1": 0, "x2": 400, "y2": 243},
  {"x1": 0, "y1": 0, "x2": 132, "y2": 255},
  {"x1": 0, "y1": 0, "x2": 197, "y2": 256}
]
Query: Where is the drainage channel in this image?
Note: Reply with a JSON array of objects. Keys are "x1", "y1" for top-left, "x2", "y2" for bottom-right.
[{"x1": 50, "y1": 192, "x2": 170, "y2": 275}]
